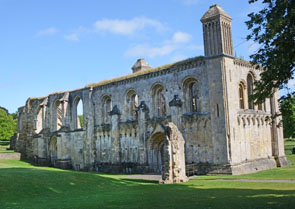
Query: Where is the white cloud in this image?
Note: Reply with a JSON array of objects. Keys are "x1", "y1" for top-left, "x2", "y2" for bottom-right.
[
  {"x1": 125, "y1": 31, "x2": 200, "y2": 58},
  {"x1": 180, "y1": 0, "x2": 200, "y2": 5},
  {"x1": 36, "y1": 27, "x2": 58, "y2": 37},
  {"x1": 64, "y1": 33, "x2": 79, "y2": 41},
  {"x1": 172, "y1": 32, "x2": 192, "y2": 43},
  {"x1": 63, "y1": 27, "x2": 88, "y2": 41},
  {"x1": 94, "y1": 17, "x2": 166, "y2": 35}
]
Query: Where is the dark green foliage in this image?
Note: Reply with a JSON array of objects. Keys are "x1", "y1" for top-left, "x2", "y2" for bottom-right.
[
  {"x1": 281, "y1": 93, "x2": 295, "y2": 138},
  {"x1": 78, "y1": 115, "x2": 84, "y2": 128},
  {"x1": 246, "y1": 0, "x2": 295, "y2": 103},
  {"x1": 0, "y1": 109, "x2": 17, "y2": 141}
]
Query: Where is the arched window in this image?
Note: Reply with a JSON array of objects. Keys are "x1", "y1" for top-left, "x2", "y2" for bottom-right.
[
  {"x1": 238, "y1": 83, "x2": 245, "y2": 109},
  {"x1": 126, "y1": 90, "x2": 138, "y2": 120},
  {"x1": 101, "y1": 96, "x2": 112, "y2": 123},
  {"x1": 55, "y1": 100, "x2": 63, "y2": 131},
  {"x1": 152, "y1": 84, "x2": 166, "y2": 117},
  {"x1": 183, "y1": 77, "x2": 198, "y2": 112},
  {"x1": 247, "y1": 74, "x2": 254, "y2": 109},
  {"x1": 73, "y1": 96, "x2": 84, "y2": 129}
]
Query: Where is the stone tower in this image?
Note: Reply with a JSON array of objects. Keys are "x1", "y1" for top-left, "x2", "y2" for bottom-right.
[
  {"x1": 132, "y1": 58, "x2": 151, "y2": 73},
  {"x1": 201, "y1": 4, "x2": 233, "y2": 57}
]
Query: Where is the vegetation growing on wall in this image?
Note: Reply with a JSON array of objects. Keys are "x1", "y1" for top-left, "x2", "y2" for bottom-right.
[{"x1": 0, "y1": 109, "x2": 17, "y2": 141}]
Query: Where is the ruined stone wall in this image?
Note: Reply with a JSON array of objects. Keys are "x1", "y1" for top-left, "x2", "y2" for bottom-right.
[
  {"x1": 222, "y1": 57, "x2": 288, "y2": 174},
  {"x1": 16, "y1": 56, "x2": 231, "y2": 173},
  {"x1": 14, "y1": 54, "x2": 288, "y2": 175}
]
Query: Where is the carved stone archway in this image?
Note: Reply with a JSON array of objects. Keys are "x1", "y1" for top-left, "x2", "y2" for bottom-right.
[{"x1": 148, "y1": 131, "x2": 165, "y2": 174}]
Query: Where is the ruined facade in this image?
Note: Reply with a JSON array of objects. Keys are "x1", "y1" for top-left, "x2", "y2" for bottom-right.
[{"x1": 14, "y1": 5, "x2": 289, "y2": 179}]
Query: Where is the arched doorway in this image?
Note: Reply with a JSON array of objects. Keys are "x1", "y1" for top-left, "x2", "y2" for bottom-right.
[
  {"x1": 148, "y1": 132, "x2": 165, "y2": 174},
  {"x1": 49, "y1": 137, "x2": 57, "y2": 167}
]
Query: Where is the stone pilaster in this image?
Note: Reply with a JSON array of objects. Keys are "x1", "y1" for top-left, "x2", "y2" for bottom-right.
[
  {"x1": 110, "y1": 105, "x2": 121, "y2": 164},
  {"x1": 138, "y1": 101, "x2": 149, "y2": 165}
]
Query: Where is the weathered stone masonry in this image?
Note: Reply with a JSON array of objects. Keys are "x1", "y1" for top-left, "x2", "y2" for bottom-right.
[{"x1": 14, "y1": 5, "x2": 289, "y2": 181}]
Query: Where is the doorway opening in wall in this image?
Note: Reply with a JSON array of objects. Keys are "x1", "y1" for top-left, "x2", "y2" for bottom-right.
[
  {"x1": 148, "y1": 132, "x2": 164, "y2": 174},
  {"x1": 49, "y1": 137, "x2": 57, "y2": 167}
]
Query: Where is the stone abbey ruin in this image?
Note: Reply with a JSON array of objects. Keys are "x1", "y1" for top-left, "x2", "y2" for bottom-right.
[{"x1": 14, "y1": 5, "x2": 289, "y2": 183}]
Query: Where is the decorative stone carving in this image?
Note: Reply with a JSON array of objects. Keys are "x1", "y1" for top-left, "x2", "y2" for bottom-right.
[
  {"x1": 138, "y1": 101, "x2": 149, "y2": 112},
  {"x1": 169, "y1": 95, "x2": 182, "y2": 107},
  {"x1": 109, "y1": 105, "x2": 121, "y2": 116}
]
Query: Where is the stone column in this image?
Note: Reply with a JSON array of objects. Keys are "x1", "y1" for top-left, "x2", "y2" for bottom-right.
[
  {"x1": 138, "y1": 101, "x2": 149, "y2": 166},
  {"x1": 110, "y1": 105, "x2": 121, "y2": 167},
  {"x1": 83, "y1": 88, "x2": 96, "y2": 171}
]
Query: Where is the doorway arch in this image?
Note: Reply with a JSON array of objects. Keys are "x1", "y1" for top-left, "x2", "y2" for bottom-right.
[
  {"x1": 148, "y1": 132, "x2": 165, "y2": 173},
  {"x1": 49, "y1": 137, "x2": 57, "y2": 166}
]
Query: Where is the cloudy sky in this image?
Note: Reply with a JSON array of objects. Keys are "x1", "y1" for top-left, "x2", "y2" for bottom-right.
[{"x1": 0, "y1": 0, "x2": 293, "y2": 113}]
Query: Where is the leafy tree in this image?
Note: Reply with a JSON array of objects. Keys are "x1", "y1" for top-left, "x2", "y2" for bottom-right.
[
  {"x1": 0, "y1": 109, "x2": 17, "y2": 141},
  {"x1": 280, "y1": 94, "x2": 295, "y2": 138},
  {"x1": 78, "y1": 115, "x2": 84, "y2": 128},
  {"x1": 245, "y1": 0, "x2": 295, "y2": 103}
]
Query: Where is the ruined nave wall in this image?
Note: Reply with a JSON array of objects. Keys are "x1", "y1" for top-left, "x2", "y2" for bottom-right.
[{"x1": 15, "y1": 56, "x2": 229, "y2": 173}]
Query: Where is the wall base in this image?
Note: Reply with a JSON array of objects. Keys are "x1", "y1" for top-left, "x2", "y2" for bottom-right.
[
  {"x1": 56, "y1": 159, "x2": 72, "y2": 169},
  {"x1": 275, "y1": 156, "x2": 290, "y2": 167},
  {"x1": 30, "y1": 156, "x2": 289, "y2": 176},
  {"x1": 94, "y1": 163, "x2": 150, "y2": 174},
  {"x1": 231, "y1": 157, "x2": 277, "y2": 175}
]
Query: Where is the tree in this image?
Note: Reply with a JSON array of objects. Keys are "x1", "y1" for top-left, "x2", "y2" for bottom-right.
[
  {"x1": 0, "y1": 109, "x2": 17, "y2": 141},
  {"x1": 78, "y1": 115, "x2": 84, "y2": 128},
  {"x1": 245, "y1": 0, "x2": 295, "y2": 104},
  {"x1": 280, "y1": 95, "x2": 295, "y2": 138}
]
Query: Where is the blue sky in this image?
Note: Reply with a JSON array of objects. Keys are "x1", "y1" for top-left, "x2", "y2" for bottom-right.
[{"x1": 0, "y1": 0, "x2": 293, "y2": 113}]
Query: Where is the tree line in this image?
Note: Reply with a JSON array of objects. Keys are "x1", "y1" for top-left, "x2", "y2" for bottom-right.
[{"x1": 0, "y1": 109, "x2": 17, "y2": 141}]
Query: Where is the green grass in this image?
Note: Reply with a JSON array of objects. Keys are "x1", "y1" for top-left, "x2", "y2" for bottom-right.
[
  {"x1": 285, "y1": 139, "x2": 295, "y2": 152},
  {"x1": 0, "y1": 139, "x2": 294, "y2": 208},
  {"x1": 0, "y1": 159, "x2": 295, "y2": 209},
  {"x1": 285, "y1": 139, "x2": 295, "y2": 165},
  {"x1": 0, "y1": 141, "x2": 14, "y2": 153}
]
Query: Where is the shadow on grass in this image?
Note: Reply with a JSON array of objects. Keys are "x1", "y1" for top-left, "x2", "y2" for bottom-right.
[
  {"x1": 0, "y1": 166, "x2": 295, "y2": 209},
  {"x1": 120, "y1": 178, "x2": 158, "y2": 184},
  {"x1": 0, "y1": 141, "x2": 10, "y2": 146}
]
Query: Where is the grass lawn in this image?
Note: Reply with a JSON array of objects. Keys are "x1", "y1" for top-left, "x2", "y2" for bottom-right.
[
  {"x1": 285, "y1": 139, "x2": 295, "y2": 165},
  {"x1": 0, "y1": 159, "x2": 295, "y2": 209},
  {"x1": 0, "y1": 141, "x2": 14, "y2": 154},
  {"x1": 285, "y1": 139, "x2": 295, "y2": 152},
  {"x1": 0, "y1": 139, "x2": 294, "y2": 208}
]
